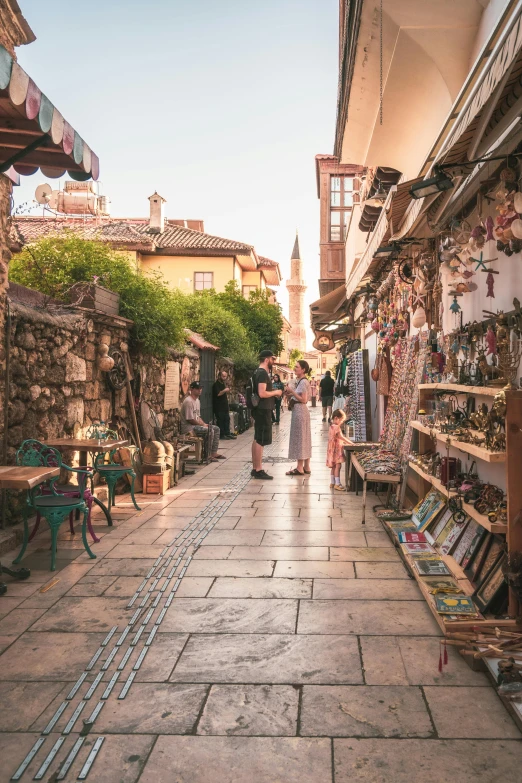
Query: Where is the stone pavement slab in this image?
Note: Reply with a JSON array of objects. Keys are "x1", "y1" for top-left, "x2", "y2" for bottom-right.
[
  {"x1": 159, "y1": 598, "x2": 298, "y2": 634},
  {"x1": 0, "y1": 632, "x2": 106, "y2": 680},
  {"x1": 313, "y1": 578, "x2": 422, "y2": 600},
  {"x1": 424, "y1": 686, "x2": 521, "y2": 738},
  {"x1": 0, "y1": 681, "x2": 65, "y2": 731},
  {"x1": 273, "y1": 561, "x2": 355, "y2": 578},
  {"x1": 300, "y1": 685, "x2": 433, "y2": 737},
  {"x1": 333, "y1": 738, "x2": 522, "y2": 783},
  {"x1": 209, "y1": 577, "x2": 312, "y2": 598},
  {"x1": 360, "y1": 636, "x2": 489, "y2": 686},
  {"x1": 170, "y1": 633, "x2": 363, "y2": 684},
  {"x1": 197, "y1": 684, "x2": 299, "y2": 736},
  {"x1": 186, "y1": 559, "x2": 275, "y2": 577},
  {"x1": 139, "y1": 736, "x2": 332, "y2": 783},
  {"x1": 298, "y1": 600, "x2": 440, "y2": 635}
]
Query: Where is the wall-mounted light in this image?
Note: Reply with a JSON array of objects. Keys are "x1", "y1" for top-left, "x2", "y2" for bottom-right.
[
  {"x1": 410, "y1": 167, "x2": 454, "y2": 199},
  {"x1": 364, "y1": 180, "x2": 388, "y2": 207}
]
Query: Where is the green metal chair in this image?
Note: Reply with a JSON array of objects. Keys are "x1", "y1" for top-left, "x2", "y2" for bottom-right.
[
  {"x1": 93, "y1": 448, "x2": 141, "y2": 512},
  {"x1": 13, "y1": 440, "x2": 96, "y2": 572}
]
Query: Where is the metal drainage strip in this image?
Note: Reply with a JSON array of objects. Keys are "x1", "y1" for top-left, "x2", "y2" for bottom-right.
[{"x1": 9, "y1": 432, "x2": 290, "y2": 782}]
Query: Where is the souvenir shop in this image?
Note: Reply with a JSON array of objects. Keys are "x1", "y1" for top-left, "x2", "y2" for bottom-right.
[{"x1": 334, "y1": 153, "x2": 522, "y2": 695}]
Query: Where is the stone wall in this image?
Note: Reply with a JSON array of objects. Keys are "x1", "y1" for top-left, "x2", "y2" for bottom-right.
[{"x1": 4, "y1": 289, "x2": 131, "y2": 464}]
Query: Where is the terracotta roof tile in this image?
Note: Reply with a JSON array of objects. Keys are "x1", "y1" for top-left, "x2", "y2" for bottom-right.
[{"x1": 185, "y1": 329, "x2": 219, "y2": 351}]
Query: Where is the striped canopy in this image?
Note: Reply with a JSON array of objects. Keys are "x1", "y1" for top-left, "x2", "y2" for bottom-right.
[{"x1": 0, "y1": 45, "x2": 99, "y2": 180}]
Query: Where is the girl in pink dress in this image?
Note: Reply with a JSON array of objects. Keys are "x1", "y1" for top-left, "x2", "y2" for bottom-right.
[{"x1": 326, "y1": 409, "x2": 352, "y2": 491}]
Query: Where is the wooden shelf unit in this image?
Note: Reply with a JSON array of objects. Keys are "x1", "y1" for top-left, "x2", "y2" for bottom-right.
[
  {"x1": 407, "y1": 460, "x2": 507, "y2": 535},
  {"x1": 410, "y1": 421, "x2": 506, "y2": 463},
  {"x1": 403, "y1": 384, "x2": 522, "y2": 630},
  {"x1": 418, "y1": 382, "x2": 501, "y2": 397}
]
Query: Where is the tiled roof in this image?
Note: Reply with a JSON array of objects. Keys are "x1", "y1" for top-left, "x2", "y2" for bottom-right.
[
  {"x1": 185, "y1": 329, "x2": 219, "y2": 351},
  {"x1": 13, "y1": 217, "x2": 281, "y2": 280}
]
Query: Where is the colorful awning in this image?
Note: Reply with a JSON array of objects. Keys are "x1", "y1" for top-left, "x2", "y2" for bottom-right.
[{"x1": 0, "y1": 45, "x2": 99, "y2": 180}]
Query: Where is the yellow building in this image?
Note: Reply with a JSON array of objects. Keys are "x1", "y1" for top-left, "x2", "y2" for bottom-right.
[{"x1": 15, "y1": 191, "x2": 282, "y2": 296}]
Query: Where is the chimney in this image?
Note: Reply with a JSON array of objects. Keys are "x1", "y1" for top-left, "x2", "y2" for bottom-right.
[{"x1": 148, "y1": 192, "x2": 166, "y2": 233}]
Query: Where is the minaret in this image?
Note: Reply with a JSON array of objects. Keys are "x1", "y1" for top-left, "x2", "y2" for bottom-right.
[{"x1": 286, "y1": 233, "x2": 307, "y2": 352}]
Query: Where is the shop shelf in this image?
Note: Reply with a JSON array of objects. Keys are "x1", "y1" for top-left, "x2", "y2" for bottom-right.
[
  {"x1": 410, "y1": 421, "x2": 506, "y2": 463},
  {"x1": 407, "y1": 460, "x2": 507, "y2": 535},
  {"x1": 418, "y1": 383, "x2": 501, "y2": 397}
]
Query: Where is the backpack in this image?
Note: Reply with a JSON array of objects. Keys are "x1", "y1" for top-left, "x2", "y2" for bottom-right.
[{"x1": 246, "y1": 370, "x2": 261, "y2": 409}]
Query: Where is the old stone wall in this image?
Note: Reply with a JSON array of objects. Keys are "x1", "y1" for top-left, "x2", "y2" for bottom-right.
[{"x1": 4, "y1": 293, "x2": 130, "y2": 464}]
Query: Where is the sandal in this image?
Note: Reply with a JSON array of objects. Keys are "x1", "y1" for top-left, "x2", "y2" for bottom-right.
[
  {"x1": 304, "y1": 469, "x2": 311, "y2": 474},
  {"x1": 286, "y1": 468, "x2": 304, "y2": 476}
]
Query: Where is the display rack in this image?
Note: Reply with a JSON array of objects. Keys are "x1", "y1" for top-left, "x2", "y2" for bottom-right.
[{"x1": 393, "y1": 383, "x2": 522, "y2": 635}]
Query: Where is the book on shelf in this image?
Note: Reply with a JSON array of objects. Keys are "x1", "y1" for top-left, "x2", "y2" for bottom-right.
[
  {"x1": 388, "y1": 521, "x2": 418, "y2": 532},
  {"x1": 414, "y1": 558, "x2": 451, "y2": 576},
  {"x1": 424, "y1": 578, "x2": 462, "y2": 594},
  {"x1": 398, "y1": 531, "x2": 427, "y2": 543},
  {"x1": 452, "y1": 519, "x2": 479, "y2": 565},
  {"x1": 440, "y1": 519, "x2": 469, "y2": 556},
  {"x1": 401, "y1": 542, "x2": 434, "y2": 555},
  {"x1": 434, "y1": 595, "x2": 477, "y2": 615},
  {"x1": 425, "y1": 506, "x2": 453, "y2": 545},
  {"x1": 412, "y1": 489, "x2": 446, "y2": 531}
]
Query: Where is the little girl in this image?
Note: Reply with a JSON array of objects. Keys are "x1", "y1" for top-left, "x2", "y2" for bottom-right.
[{"x1": 326, "y1": 409, "x2": 352, "y2": 491}]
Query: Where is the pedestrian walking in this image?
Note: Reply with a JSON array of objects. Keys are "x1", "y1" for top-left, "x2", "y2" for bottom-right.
[
  {"x1": 250, "y1": 350, "x2": 283, "y2": 480},
  {"x1": 180, "y1": 381, "x2": 224, "y2": 462},
  {"x1": 285, "y1": 359, "x2": 312, "y2": 476},
  {"x1": 310, "y1": 377, "x2": 317, "y2": 407},
  {"x1": 212, "y1": 368, "x2": 236, "y2": 439},
  {"x1": 326, "y1": 409, "x2": 352, "y2": 490},
  {"x1": 271, "y1": 374, "x2": 284, "y2": 424},
  {"x1": 319, "y1": 370, "x2": 335, "y2": 422}
]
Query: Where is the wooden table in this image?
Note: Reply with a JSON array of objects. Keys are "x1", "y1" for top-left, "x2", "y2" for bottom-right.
[
  {"x1": 43, "y1": 439, "x2": 129, "y2": 467},
  {"x1": 0, "y1": 466, "x2": 60, "y2": 594},
  {"x1": 343, "y1": 442, "x2": 379, "y2": 492},
  {"x1": 349, "y1": 454, "x2": 401, "y2": 526}
]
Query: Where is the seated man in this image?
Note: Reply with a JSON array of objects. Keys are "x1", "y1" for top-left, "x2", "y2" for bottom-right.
[{"x1": 180, "y1": 381, "x2": 224, "y2": 462}]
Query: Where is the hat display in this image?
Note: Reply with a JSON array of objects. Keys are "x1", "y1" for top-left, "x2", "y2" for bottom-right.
[{"x1": 190, "y1": 381, "x2": 203, "y2": 389}]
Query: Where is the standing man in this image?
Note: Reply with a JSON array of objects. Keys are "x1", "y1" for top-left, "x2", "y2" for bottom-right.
[
  {"x1": 251, "y1": 349, "x2": 283, "y2": 480},
  {"x1": 213, "y1": 368, "x2": 236, "y2": 440},
  {"x1": 181, "y1": 381, "x2": 224, "y2": 462},
  {"x1": 319, "y1": 370, "x2": 335, "y2": 423}
]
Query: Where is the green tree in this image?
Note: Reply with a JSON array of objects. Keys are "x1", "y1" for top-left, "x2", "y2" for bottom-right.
[
  {"x1": 217, "y1": 281, "x2": 284, "y2": 356},
  {"x1": 289, "y1": 348, "x2": 304, "y2": 366},
  {"x1": 9, "y1": 234, "x2": 185, "y2": 358}
]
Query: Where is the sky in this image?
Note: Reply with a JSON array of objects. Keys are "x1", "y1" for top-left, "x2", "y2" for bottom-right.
[{"x1": 13, "y1": 0, "x2": 340, "y2": 347}]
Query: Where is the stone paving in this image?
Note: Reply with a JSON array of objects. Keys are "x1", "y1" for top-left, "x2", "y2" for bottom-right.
[{"x1": 0, "y1": 408, "x2": 521, "y2": 782}]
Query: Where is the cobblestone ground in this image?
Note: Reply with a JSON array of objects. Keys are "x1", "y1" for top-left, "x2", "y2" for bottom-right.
[{"x1": 0, "y1": 407, "x2": 521, "y2": 782}]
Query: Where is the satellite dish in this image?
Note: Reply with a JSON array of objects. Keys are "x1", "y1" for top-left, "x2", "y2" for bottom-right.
[
  {"x1": 47, "y1": 191, "x2": 60, "y2": 211},
  {"x1": 35, "y1": 183, "x2": 52, "y2": 204}
]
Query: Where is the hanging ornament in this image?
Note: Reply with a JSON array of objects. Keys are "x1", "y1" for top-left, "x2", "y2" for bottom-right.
[
  {"x1": 472, "y1": 252, "x2": 488, "y2": 271},
  {"x1": 485, "y1": 216, "x2": 495, "y2": 242},
  {"x1": 486, "y1": 270, "x2": 495, "y2": 298},
  {"x1": 486, "y1": 324, "x2": 497, "y2": 355},
  {"x1": 412, "y1": 306, "x2": 427, "y2": 329},
  {"x1": 449, "y1": 295, "x2": 462, "y2": 314}
]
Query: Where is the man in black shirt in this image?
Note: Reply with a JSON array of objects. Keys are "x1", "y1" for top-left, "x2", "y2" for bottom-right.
[
  {"x1": 213, "y1": 369, "x2": 236, "y2": 440},
  {"x1": 251, "y1": 349, "x2": 283, "y2": 480},
  {"x1": 319, "y1": 370, "x2": 335, "y2": 423}
]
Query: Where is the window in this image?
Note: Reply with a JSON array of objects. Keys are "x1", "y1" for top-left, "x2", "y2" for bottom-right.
[
  {"x1": 194, "y1": 272, "x2": 213, "y2": 291},
  {"x1": 242, "y1": 285, "x2": 258, "y2": 298},
  {"x1": 329, "y1": 175, "x2": 354, "y2": 240}
]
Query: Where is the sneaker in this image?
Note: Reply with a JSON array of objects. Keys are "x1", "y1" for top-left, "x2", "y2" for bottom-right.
[
  {"x1": 334, "y1": 484, "x2": 345, "y2": 491},
  {"x1": 251, "y1": 469, "x2": 256, "y2": 476},
  {"x1": 252, "y1": 470, "x2": 273, "y2": 480},
  {"x1": 329, "y1": 483, "x2": 335, "y2": 490},
  {"x1": 322, "y1": 417, "x2": 326, "y2": 422},
  {"x1": 328, "y1": 418, "x2": 332, "y2": 424}
]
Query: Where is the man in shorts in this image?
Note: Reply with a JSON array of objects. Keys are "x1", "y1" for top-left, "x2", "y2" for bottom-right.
[
  {"x1": 319, "y1": 370, "x2": 335, "y2": 423},
  {"x1": 251, "y1": 350, "x2": 283, "y2": 480}
]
